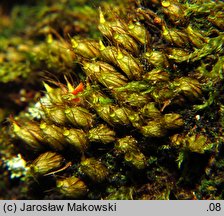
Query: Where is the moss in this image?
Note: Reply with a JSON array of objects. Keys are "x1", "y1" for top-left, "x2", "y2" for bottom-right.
[{"x1": 1, "y1": 0, "x2": 224, "y2": 200}]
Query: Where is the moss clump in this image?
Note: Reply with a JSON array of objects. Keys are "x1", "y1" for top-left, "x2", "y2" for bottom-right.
[{"x1": 1, "y1": 0, "x2": 224, "y2": 199}]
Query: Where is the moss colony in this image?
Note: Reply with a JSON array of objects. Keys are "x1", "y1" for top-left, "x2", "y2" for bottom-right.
[{"x1": 0, "y1": 0, "x2": 224, "y2": 199}]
